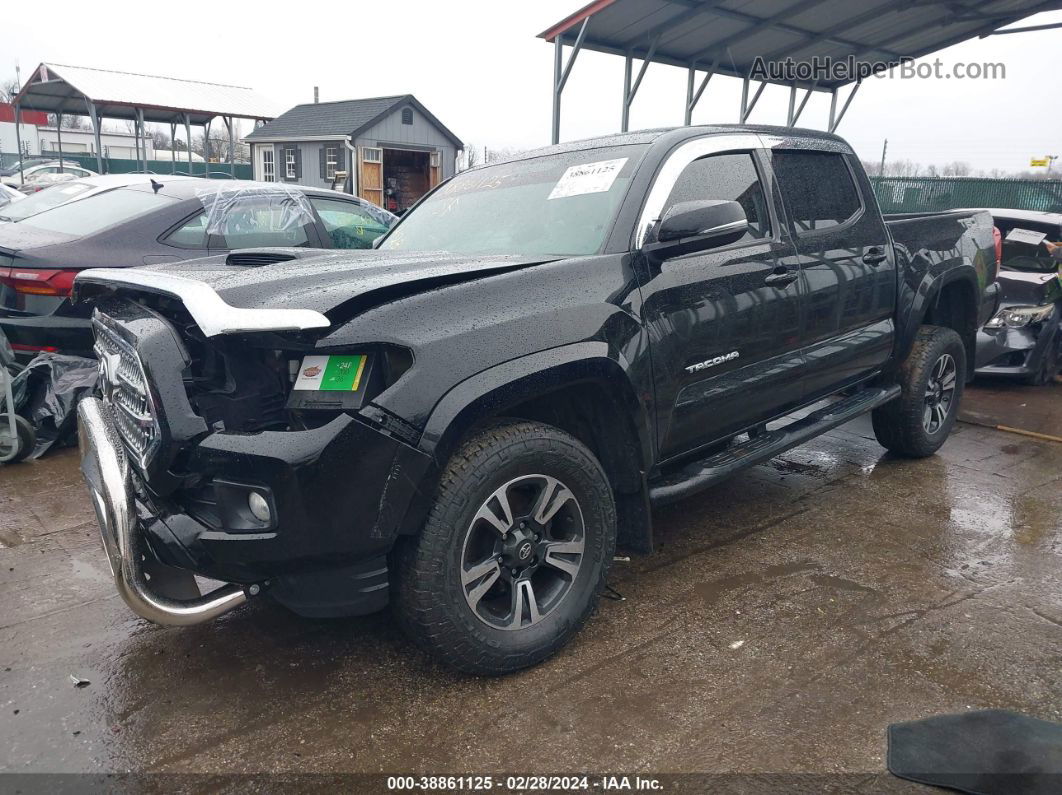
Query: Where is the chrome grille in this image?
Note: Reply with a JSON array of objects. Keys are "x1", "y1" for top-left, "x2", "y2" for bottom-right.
[{"x1": 92, "y1": 313, "x2": 161, "y2": 470}]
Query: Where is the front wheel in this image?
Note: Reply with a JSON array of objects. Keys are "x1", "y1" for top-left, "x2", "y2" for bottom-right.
[
  {"x1": 394, "y1": 420, "x2": 616, "y2": 675},
  {"x1": 873, "y1": 326, "x2": 966, "y2": 458}
]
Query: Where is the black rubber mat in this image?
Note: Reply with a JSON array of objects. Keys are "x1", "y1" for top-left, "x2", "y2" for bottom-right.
[{"x1": 887, "y1": 709, "x2": 1062, "y2": 795}]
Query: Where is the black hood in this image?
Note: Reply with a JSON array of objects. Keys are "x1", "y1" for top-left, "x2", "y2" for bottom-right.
[
  {"x1": 137, "y1": 248, "x2": 560, "y2": 318},
  {"x1": 996, "y1": 269, "x2": 1061, "y2": 307}
]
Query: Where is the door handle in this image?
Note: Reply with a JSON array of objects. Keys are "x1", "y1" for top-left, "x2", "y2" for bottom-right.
[
  {"x1": 764, "y1": 267, "x2": 799, "y2": 287},
  {"x1": 862, "y1": 247, "x2": 888, "y2": 265}
]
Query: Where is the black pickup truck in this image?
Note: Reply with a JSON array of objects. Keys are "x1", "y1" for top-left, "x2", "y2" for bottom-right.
[{"x1": 74, "y1": 126, "x2": 998, "y2": 675}]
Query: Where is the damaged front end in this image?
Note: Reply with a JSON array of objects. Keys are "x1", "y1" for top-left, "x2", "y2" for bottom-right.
[{"x1": 75, "y1": 273, "x2": 433, "y2": 625}]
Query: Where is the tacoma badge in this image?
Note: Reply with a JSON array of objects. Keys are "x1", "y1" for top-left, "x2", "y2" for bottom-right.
[{"x1": 685, "y1": 351, "x2": 740, "y2": 373}]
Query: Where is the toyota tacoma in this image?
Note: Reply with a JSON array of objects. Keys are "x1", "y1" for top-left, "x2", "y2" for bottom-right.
[{"x1": 74, "y1": 126, "x2": 998, "y2": 675}]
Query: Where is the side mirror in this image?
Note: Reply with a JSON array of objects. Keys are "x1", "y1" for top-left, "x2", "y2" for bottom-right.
[{"x1": 646, "y1": 200, "x2": 748, "y2": 258}]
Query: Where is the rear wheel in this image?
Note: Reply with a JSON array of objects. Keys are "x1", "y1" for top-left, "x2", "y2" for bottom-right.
[
  {"x1": 873, "y1": 326, "x2": 966, "y2": 458},
  {"x1": 394, "y1": 420, "x2": 616, "y2": 675}
]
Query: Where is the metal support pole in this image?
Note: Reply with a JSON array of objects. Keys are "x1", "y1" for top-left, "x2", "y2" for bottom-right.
[
  {"x1": 133, "y1": 115, "x2": 141, "y2": 171},
  {"x1": 621, "y1": 53, "x2": 633, "y2": 133},
  {"x1": 684, "y1": 62, "x2": 716, "y2": 125},
  {"x1": 550, "y1": 19, "x2": 589, "y2": 146},
  {"x1": 56, "y1": 113, "x2": 64, "y2": 171},
  {"x1": 622, "y1": 36, "x2": 658, "y2": 133},
  {"x1": 829, "y1": 81, "x2": 861, "y2": 133},
  {"x1": 791, "y1": 81, "x2": 818, "y2": 127},
  {"x1": 184, "y1": 114, "x2": 193, "y2": 176},
  {"x1": 828, "y1": 88, "x2": 838, "y2": 132},
  {"x1": 136, "y1": 107, "x2": 146, "y2": 172},
  {"x1": 739, "y1": 77, "x2": 750, "y2": 122},
  {"x1": 13, "y1": 103, "x2": 24, "y2": 185},
  {"x1": 204, "y1": 120, "x2": 212, "y2": 174},
  {"x1": 685, "y1": 66, "x2": 695, "y2": 126},
  {"x1": 170, "y1": 122, "x2": 176, "y2": 174},
  {"x1": 86, "y1": 99, "x2": 104, "y2": 174},
  {"x1": 552, "y1": 35, "x2": 563, "y2": 146},
  {"x1": 787, "y1": 85, "x2": 797, "y2": 126},
  {"x1": 225, "y1": 116, "x2": 235, "y2": 178},
  {"x1": 741, "y1": 79, "x2": 766, "y2": 123}
]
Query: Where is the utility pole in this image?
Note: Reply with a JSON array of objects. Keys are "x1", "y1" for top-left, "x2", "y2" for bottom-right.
[
  {"x1": 1048, "y1": 155, "x2": 1058, "y2": 174},
  {"x1": 879, "y1": 138, "x2": 888, "y2": 177}
]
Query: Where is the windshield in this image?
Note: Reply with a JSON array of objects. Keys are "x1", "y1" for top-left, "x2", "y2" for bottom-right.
[
  {"x1": 380, "y1": 145, "x2": 645, "y2": 257},
  {"x1": 997, "y1": 219, "x2": 1062, "y2": 273},
  {"x1": 19, "y1": 187, "x2": 177, "y2": 237}
]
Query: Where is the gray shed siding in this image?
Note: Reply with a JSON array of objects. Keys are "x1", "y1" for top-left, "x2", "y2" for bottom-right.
[
  {"x1": 356, "y1": 103, "x2": 457, "y2": 178},
  {"x1": 270, "y1": 141, "x2": 349, "y2": 189}
]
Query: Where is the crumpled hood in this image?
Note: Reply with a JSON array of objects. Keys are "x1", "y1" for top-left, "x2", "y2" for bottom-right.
[
  {"x1": 996, "y1": 269, "x2": 1061, "y2": 307},
  {"x1": 106, "y1": 248, "x2": 559, "y2": 317}
]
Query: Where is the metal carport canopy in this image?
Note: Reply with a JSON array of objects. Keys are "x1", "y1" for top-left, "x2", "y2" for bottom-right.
[
  {"x1": 10, "y1": 63, "x2": 279, "y2": 179},
  {"x1": 13, "y1": 63, "x2": 278, "y2": 124},
  {"x1": 540, "y1": 0, "x2": 1062, "y2": 141}
]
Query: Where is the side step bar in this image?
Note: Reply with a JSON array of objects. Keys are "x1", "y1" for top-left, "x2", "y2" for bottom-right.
[{"x1": 649, "y1": 385, "x2": 901, "y2": 507}]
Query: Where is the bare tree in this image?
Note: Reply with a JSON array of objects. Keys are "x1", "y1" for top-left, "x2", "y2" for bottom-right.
[
  {"x1": 46, "y1": 113, "x2": 85, "y2": 129},
  {"x1": 0, "y1": 76, "x2": 21, "y2": 103},
  {"x1": 152, "y1": 130, "x2": 172, "y2": 150},
  {"x1": 462, "y1": 144, "x2": 480, "y2": 171},
  {"x1": 940, "y1": 161, "x2": 971, "y2": 177}
]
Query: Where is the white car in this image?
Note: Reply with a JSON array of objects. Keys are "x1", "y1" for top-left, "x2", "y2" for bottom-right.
[
  {"x1": 0, "y1": 173, "x2": 198, "y2": 223},
  {"x1": 0, "y1": 183, "x2": 24, "y2": 210},
  {"x1": 0, "y1": 160, "x2": 97, "y2": 188}
]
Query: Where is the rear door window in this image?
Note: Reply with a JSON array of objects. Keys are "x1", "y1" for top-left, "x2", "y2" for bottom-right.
[
  {"x1": 210, "y1": 195, "x2": 312, "y2": 249},
  {"x1": 163, "y1": 213, "x2": 209, "y2": 249},
  {"x1": 772, "y1": 151, "x2": 862, "y2": 234},
  {"x1": 310, "y1": 197, "x2": 393, "y2": 249}
]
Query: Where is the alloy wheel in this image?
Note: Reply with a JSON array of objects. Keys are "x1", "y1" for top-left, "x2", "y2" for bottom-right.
[
  {"x1": 460, "y1": 474, "x2": 585, "y2": 631},
  {"x1": 923, "y1": 353, "x2": 957, "y2": 435}
]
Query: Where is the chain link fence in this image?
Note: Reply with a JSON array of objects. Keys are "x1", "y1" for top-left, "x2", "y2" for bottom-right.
[{"x1": 871, "y1": 176, "x2": 1062, "y2": 214}]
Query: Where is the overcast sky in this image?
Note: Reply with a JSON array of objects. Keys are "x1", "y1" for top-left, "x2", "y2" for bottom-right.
[{"x1": 6, "y1": 1, "x2": 1061, "y2": 173}]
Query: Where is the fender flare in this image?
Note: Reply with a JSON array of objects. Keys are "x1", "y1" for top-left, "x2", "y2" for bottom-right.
[
  {"x1": 421, "y1": 341, "x2": 654, "y2": 473},
  {"x1": 896, "y1": 264, "x2": 982, "y2": 369}
]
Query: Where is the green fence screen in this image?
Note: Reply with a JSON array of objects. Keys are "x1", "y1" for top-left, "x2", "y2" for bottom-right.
[
  {"x1": 871, "y1": 176, "x2": 1062, "y2": 214},
  {"x1": 2, "y1": 151, "x2": 251, "y2": 180}
]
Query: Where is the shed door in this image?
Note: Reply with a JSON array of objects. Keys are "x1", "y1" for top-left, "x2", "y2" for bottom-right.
[
  {"x1": 429, "y1": 151, "x2": 441, "y2": 189},
  {"x1": 359, "y1": 146, "x2": 384, "y2": 207}
]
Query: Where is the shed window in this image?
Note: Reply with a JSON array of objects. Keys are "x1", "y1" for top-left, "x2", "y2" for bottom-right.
[
  {"x1": 285, "y1": 148, "x2": 297, "y2": 179},
  {"x1": 401, "y1": 107, "x2": 413, "y2": 125},
  {"x1": 326, "y1": 147, "x2": 338, "y2": 179},
  {"x1": 363, "y1": 147, "x2": 383, "y2": 164}
]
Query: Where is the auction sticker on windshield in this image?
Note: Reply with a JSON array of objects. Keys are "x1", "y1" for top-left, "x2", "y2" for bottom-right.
[
  {"x1": 548, "y1": 158, "x2": 628, "y2": 200},
  {"x1": 294, "y1": 355, "x2": 367, "y2": 391}
]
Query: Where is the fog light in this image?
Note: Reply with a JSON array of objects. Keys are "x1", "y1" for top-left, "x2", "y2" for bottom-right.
[{"x1": 247, "y1": 492, "x2": 272, "y2": 523}]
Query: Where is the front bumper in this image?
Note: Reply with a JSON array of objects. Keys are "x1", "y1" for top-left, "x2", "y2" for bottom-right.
[
  {"x1": 975, "y1": 316, "x2": 1058, "y2": 378},
  {"x1": 77, "y1": 396, "x2": 250, "y2": 626},
  {"x1": 79, "y1": 394, "x2": 435, "y2": 622}
]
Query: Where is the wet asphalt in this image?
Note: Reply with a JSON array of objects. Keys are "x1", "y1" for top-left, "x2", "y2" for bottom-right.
[{"x1": 0, "y1": 382, "x2": 1059, "y2": 778}]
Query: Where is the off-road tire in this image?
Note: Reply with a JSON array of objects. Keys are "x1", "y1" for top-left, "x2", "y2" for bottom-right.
[
  {"x1": 393, "y1": 420, "x2": 616, "y2": 675},
  {"x1": 872, "y1": 326, "x2": 966, "y2": 458}
]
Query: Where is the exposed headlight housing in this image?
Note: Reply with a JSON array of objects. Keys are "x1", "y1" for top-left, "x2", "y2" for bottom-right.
[{"x1": 984, "y1": 303, "x2": 1055, "y2": 329}]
